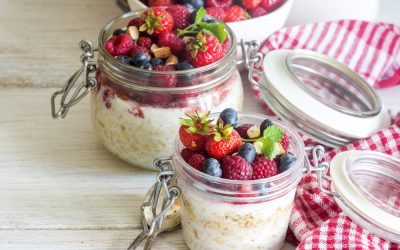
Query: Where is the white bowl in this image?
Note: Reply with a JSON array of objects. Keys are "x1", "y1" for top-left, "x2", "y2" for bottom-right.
[{"x1": 127, "y1": 0, "x2": 293, "y2": 46}]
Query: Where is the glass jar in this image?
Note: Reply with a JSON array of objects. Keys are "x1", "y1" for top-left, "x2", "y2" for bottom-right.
[
  {"x1": 171, "y1": 113, "x2": 305, "y2": 250},
  {"x1": 52, "y1": 11, "x2": 244, "y2": 170}
]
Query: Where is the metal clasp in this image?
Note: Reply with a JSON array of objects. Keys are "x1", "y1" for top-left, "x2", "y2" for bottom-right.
[
  {"x1": 305, "y1": 145, "x2": 340, "y2": 198},
  {"x1": 51, "y1": 40, "x2": 97, "y2": 119},
  {"x1": 237, "y1": 40, "x2": 265, "y2": 89}
]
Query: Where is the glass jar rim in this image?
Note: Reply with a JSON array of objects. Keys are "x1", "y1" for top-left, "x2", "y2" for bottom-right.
[
  {"x1": 172, "y1": 112, "x2": 306, "y2": 200},
  {"x1": 97, "y1": 10, "x2": 237, "y2": 92}
]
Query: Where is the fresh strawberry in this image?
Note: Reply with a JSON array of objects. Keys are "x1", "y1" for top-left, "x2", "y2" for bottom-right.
[
  {"x1": 181, "y1": 148, "x2": 196, "y2": 162},
  {"x1": 248, "y1": 6, "x2": 268, "y2": 17},
  {"x1": 128, "y1": 18, "x2": 144, "y2": 29},
  {"x1": 153, "y1": 65, "x2": 177, "y2": 87},
  {"x1": 222, "y1": 155, "x2": 253, "y2": 180},
  {"x1": 158, "y1": 31, "x2": 185, "y2": 55},
  {"x1": 129, "y1": 46, "x2": 149, "y2": 58},
  {"x1": 136, "y1": 36, "x2": 153, "y2": 49},
  {"x1": 166, "y1": 5, "x2": 190, "y2": 30},
  {"x1": 185, "y1": 32, "x2": 223, "y2": 67},
  {"x1": 261, "y1": 0, "x2": 284, "y2": 12},
  {"x1": 140, "y1": 8, "x2": 174, "y2": 36},
  {"x1": 105, "y1": 34, "x2": 134, "y2": 56},
  {"x1": 148, "y1": 0, "x2": 176, "y2": 6},
  {"x1": 224, "y1": 5, "x2": 246, "y2": 22},
  {"x1": 188, "y1": 154, "x2": 206, "y2": 171},
  {"x1": 205, "y1": 7, "x2": 226, "y2": 21},
  {"x1": 242, "y1": 0, "x2": 261, "y2": 9},
  {"x1": 206, "y1": 0, "x2": 233, "y2": 8},
  {"x1": 205, "y1": 118, "x2": 242, "y2": 160},
  {"x1": 252, "y1": 155, "x2": 278, "y2": 179},
  {"x1": 179, "y1": 112, "x2": 213, "y2": 152}
]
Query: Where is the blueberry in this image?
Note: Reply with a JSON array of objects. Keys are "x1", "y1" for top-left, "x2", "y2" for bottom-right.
[
  {"x1": 176, "y1": 61, "x2": 194, "y2": 82},
  {"x1": 219, "y1": 108, "x2": 238, "y2": 128},
  {"x1": 237, "y1": 143, "x2": 256, "y2": 163},
  {"x1": 260, "y1": 119, "x2": 273, "y2": 134},
  {"x1": 184, "y1": 0, "x2": 204, "y2": 10},
  {"x1": 278, "y1": 153, "x2": 297, "y2": 172},
  {"x1": 116, "y1": 56, "x2": 134, "y2": 65},
  {"x1": 113, "y1": 29, "x2": 125, "y2": 36},
  {"x1": 205, "y1": 19, "x2": 219, "y2": 24},
  {"x1": 150, "y1": 58, "x2": 163, "y2": 66},
  {"x1": 140, "y1": 62, "x2": 153, "y2": 70},
  {"x1": 185, "y1": 3, "x2": 196, "y2": 13},
  {"x1": 189, "y1": 9, "x2": 211, "y2": 24},
  {"x1": 176, "y1": 61, "x2": 194, "y2": 71},
  {"x1": 132, "y1": 52, "x2": 149, "y2": 67},
  {"x1": 203, "y1": 158, "x2": 222, "y2": 177}
]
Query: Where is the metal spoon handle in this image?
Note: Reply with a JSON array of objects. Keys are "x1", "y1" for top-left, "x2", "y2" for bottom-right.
[{"x1": 127, "y1": 231, "x2": 147, "y2": 250}]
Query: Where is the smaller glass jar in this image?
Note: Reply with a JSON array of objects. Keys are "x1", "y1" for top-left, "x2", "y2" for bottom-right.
[
  {"x1": 171, "y1": 113, "x2": 305, "y2": 250},
  {"x1": 52, "y1": 11, "x2": 244, "y2": 170}
]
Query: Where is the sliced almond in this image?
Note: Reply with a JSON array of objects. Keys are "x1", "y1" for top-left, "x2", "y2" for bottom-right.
[
  {"x1": 165, "y1": 55, "x2": 178, "y2": 65},
  {"x1": 127, "y1": 26, "x2": 139, "y2": 40},
  {"x1": 150, "y1": 43, "x2": 159, "y2": 52},
  {"x1": 153, "y1": 47, "x2": 171, "y2": 59}
]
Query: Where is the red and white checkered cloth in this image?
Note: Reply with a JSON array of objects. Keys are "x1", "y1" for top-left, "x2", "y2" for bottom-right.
[{"x1": 252, "y1": 20, "x2": 400, "y2": 249}]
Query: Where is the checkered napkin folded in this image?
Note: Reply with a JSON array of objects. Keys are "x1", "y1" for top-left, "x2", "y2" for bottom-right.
[{"x1": 251, "y1": 20, "x2": 400, "y2": 249}]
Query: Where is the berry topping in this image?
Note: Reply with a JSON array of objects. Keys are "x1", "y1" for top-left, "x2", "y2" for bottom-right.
[
  {"x1": 105, "y1": 34, "x2": 134, "y2": 56},
  {"x1": 242, "y1": 0, "x2": 261, "y2": 9},
  {"x1": 116, "y1": 55, "x2": 134, "y2": 65},
  {"x1": 278, "y1": 153, "x2": 296, "y2": 172},
  {"x1": 176, "y1": 61, "x2": 195, "y2": 83},
  {"x1": 166, "y1": 5, "x2": 191, "y2": 30},
  {"x1": 206, "y1": 0, "x2": 233, "y2": 8},
  {"x1": 176, "y1": 61, "x2": 194, "y2": 71},
  {"x1": 179, "y1": 112, "x2": 213, "y2": 152},
  {"x1": 260, "y1": 118, "x2": 273, "y2": 134},
  {"x1": 188, "y1": 153, "x2": 206, "y2": 171},
  {"x1": 205, "y1": 7, "x2": 226, "y2": 21},
  {"x1": 261, "y1": 0, "x2": 284, "y2": 12},
  {"x1": 181, "y1": 148, "x2": 196, "y2": 162},
  {"x1": 219, "y1": 108, "x2": 238, "y2": 128},
  {"x1": 113, "y1": 29, "x2": 125, "y2": 36},
  {"x1": 183, "y1": 0, "x2": 205, "y2": 10},
  {"x1": 222, "y1": 155, "x2": 253, "y2": 180},
  {"x1": 140, "y1": 8, "x2": 174, "y2": 36},
  {"x1": 137, "y1": 36, "x2": 153, "y2": 48},
  {"x1": 252, "y1": 155, "x2": 278, "y2": 179},
  {"x1": 128, "y1": 18, "x2": 145, "y2": 29},
  {"x1": 256, "y1": 125, "x2": 284, "y2": 160},
  {"x1": 132, "y1": 52, "x2": 150, "y2": 67},
  {"x1": 150, "y1": 57, "x2": 163, "y2": 66},
  {"x1": 153, "y1": 65, "x2": 177, "y2": 87},
  {"x1": 129, "y1": 46, "x2": 149, "y2": 58},
  {"x1": 185, "y1": 32, "x2": 223, "y2": 67},
  {"x1": 224, "y1": 5, "x2": 247, "y2": 22},
  {"x1": 148, "y1": 0, "x2": 176, "y2": 7},
  {"x1": 237, "y1": 143, "x2": 256, "y2": 163},
  {"x1": 248, "y1": 6, "x2": 268, "y2": 17},
  {"x1": 236, "y1": 124, "x2": 260, "y2": 139},
  {"x1": 158, "y1": 31, "x2": 186, "y2": 55},
  {"x1": 203, "y1": 158, "x2": 222, "y2": 177},
  {"x1": 205, "y1": 119, "x2": 241, "y2": 160}
]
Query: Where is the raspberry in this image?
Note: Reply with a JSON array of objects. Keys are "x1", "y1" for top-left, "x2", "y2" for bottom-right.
[
  {"x1": 137, "y1": 37, "x2": 153, "y2": 49},
  {"x1": 242, "y1": 0, "x2": 261, "y2": 9},
  {"x1": 128, "y1": 18, "x2": 144, "y2": 29},
  {"x1": 261, "y1": 0, "x2": 284, "y2": 12},
  {"x1": 153, "y1": 65, "x2": 177, "y2": 88},
  {"x1": 280, "y1": 133, "x2": 289, "y2": 152},
  {"x1": 222, "y1": 155, "x2": 253, "y2": 180},
  {"x1": 129, "y1": 46, "x2": 148, "y2": 58},
  {"x1": 104, "y1": 34, "x2": 134, "y2": 56},
  {"x1": 188, "y1": 154, "x2": 206, "y2": 171},
  {"x1": 248, "y1": 6, "x2": 268, "y2": 17},
  {"x1": 252, "y1": 155, "x2": 278, "y2": 179},
  {"x1": 181, "y1": 148, "x2": 196, "y2": 162},
  {"x1": 148, "y1": 0, "x2": 176, "y2": 7},
  {"x1": 224, "y1": 5, "x2": 246, "y2": 22},
  {"x1": 166, "y1": 5, "x2": 190, "y2": 30},
  {"x1": 205, "y1": 7, "x2": 226, "y2": 21},
  {"x1": 158, "y1": 31, "x2": 185, "y2": 55},
  {"x1": 206, "y1": 0, "x2": 232, "y2": 8},
  {"x1": 222, "y1": 38, "x2": 230, "y2": 55}
]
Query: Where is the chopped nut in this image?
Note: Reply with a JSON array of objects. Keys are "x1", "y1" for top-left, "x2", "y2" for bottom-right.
[
  {"x1": 127, "y1": 26, "x2": 139, "y2": 40},
  {"x1": 165, "y1": 55, "x2": 178, "y2": 65},
  {"x1": 150, "y1": 43, "x2": 159, "y2": 52},
  {"x1": 153, "y1": 47, "x2": 171, "y2": 58}
]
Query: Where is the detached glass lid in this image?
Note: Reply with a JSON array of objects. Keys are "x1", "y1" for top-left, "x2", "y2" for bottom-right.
[
  {"x1": 330, "y1": 151, "x2": 400, "y2": 243},
  {"x1": 257, "y1": 49, "x2": 391, "y2": 147}
]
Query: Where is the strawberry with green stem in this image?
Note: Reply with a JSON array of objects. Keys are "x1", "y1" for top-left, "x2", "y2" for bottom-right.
[
  {"x1": 179, "y1": 112, "x2": 213, "y2": 152},
  {"x1": 140, "y1": 8, "x2": 174, "y2": 36},
  {"x1": 185, "y1": 31, "x2": 223, "y2": 67}
]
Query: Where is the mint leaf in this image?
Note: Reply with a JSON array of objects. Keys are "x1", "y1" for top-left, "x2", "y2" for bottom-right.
[
  {"x1": 198, "y1": 22, "x2": 227, "y2": 43},
  {"x1": 195, "y1": 7, "x2": 206, "y2": 24},
  {"x1": 261, "y1": 139, "x2": 281, "y2": 160},
  {"x1": 263, "y1": 125, "x2": 283, "y2": 142}
]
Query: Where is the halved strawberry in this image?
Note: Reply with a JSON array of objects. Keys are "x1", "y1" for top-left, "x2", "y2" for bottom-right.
[
  {"x1": 205, "y1": 118, "x2": 242, "y2": 160},
  {"x1": 179, "y1": 112, "x2": 213, "y2": 152}
]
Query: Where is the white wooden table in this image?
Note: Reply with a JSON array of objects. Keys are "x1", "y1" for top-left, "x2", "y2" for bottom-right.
[{"x1": 1, "y1": 0, "x2": 399, "y2": 249}]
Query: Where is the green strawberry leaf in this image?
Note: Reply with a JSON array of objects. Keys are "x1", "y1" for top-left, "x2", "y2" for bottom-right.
[
  {"x1": 179, "y1": 118, "x2": 193, "y2": 127},
  {"x1": 263, "y1": 125, "x2": 283, "y2": 142},
  {"x1": 198, "y1": 23, "x2": 227, "y2": 44},
  {"x1": 195, "y1": 7, "x2": 206, "y2": 24},
  {"x1": 261, "y1": 139, "x2": 281, "y2": 160}
]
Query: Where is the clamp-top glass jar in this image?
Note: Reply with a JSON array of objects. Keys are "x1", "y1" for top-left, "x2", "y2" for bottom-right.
[{"x1": 51, "y1": 11, "x2": 244, "y2": 169}]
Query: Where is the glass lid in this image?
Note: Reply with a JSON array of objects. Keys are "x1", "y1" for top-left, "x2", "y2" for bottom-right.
[
  {"x1": 330, "y1": 151, "x2": 400, "y2": 243},
  {"x1": 259, "y1": 49, "x2": 391, "y2": 148}
]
